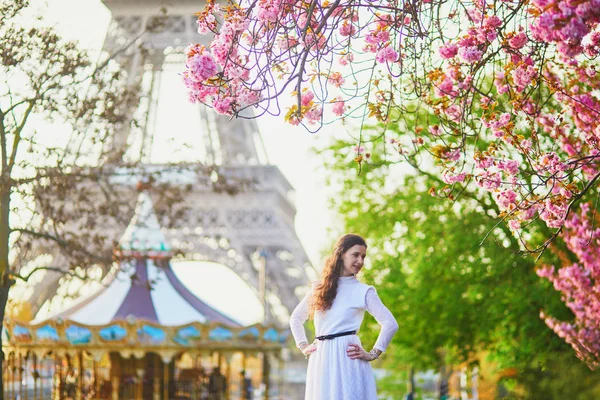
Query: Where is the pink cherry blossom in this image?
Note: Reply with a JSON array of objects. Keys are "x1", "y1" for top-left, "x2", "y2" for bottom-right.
[
  {"x1": 301, "y1": 91, "x2": 315, "y2": 106},
  {"x1": 339, "y1": 52, "x2": 354, "y2": 66},
  {"x1": 484, "y1": 15, "x2": 502, "y2": 29},
  {"x1": 332, "y1": 100, "x2": 345, "y2": 116},
  {"x1": 458, "y1": 46, "x2": 483, "y2": 63},
  {"x1": 213, "y1": 96, "x2": 234, "y2": 115},
  {"x1": 508, "y1": 219, "x2": 521, "y2": 230},
  {"x1": 375, "y1": 46, "x2": 398, "y2": 64},
  {"x1": 429, "y1": 125, "x2": 441, "y2": 136},
  {"x1": 508, "y1": 32, "x2": 528, "y2": 49},
  {"x1": 478, "y1": 171, "x2": 502, "y2": 191},
  {"x1": 498, "y1": 159, "x2": 519, "y2": 176},
  {"x1": 186, "y1": 45, "x2": 217, "y2": 82},
  {"x1": 439, "y1": 43, "x2": 459, "y2": 59},
  {"x1": 511, "y1": 64, "x2": 537, "y2": 92},
  {"x1": 185, "y1": 0, "x2": 600, "y2": 364},
  {"x1": 496, "y1": 189, "x2": 517, "y2": 209},
  {"x1": 365, "y1": 29, "x2": 390, "y2": 45},
  {"x1": 305, "y1": 106, "x2": 322, "y2": 124},
  {"x1": 442, "y1": 171, "x2": 467, "y2": 184},
  {"x1": 339, "y1": 21, "x2": 357, "y2": 37},
  {"x1": 328, "y1": 72, "x2": 345, "y2": 88}
]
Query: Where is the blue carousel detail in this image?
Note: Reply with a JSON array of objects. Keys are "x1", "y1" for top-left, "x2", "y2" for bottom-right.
[
  {"x1": 13, "y1": 325, "x2": 31, "y2": 342},
  {"x1": 138, "y1": 325, "x2": 166, "y2": 345},
  {"x1": 99, "y1": 325, "x2": 127, "y2": 341},
  {"x1": 263, "y1": 328, "x2": 279, "y2": 342},
  {"x1": 173, "y1": 325, "x2": 201, "y2": 346},
  {"x1": 238, "y1": 326, "x2": 260, "y2": 340},
  {"x1": 209, "y1": 326, "x2": 233, "y2": 342},
  {"x1": 66, "y1": 325, "x2": 92, "y2": 345},
  {"x1": 36, "y1": 325, "x2": 59, "y2": 342}
]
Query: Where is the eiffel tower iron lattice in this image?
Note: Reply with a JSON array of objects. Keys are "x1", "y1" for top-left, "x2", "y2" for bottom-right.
[{"x1": 23, "y1": 0, "x2": 316, "y2": 325}]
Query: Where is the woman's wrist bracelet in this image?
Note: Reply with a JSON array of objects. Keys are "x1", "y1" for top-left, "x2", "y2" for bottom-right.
[
  {"x1": 299, "y1": 342, "x2": 309, "y2": 350},
  {"x1": 369, "y1": 349, "x2": 380, "y2": 361}
]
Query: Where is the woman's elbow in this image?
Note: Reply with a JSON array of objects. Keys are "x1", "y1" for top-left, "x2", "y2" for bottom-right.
[{"x1": 390, "y1": 320, "x2": 399, "y2": 334}]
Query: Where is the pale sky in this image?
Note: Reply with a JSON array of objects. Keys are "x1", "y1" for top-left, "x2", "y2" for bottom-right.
[{"x1": 36, "y1": 0, "x2": 338, "y2": 270}]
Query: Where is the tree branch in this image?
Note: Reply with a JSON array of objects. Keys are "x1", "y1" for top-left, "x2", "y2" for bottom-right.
[
  {"x1": 0, "y1": 108, "x2": 6, "y2": 173},
  {"x1": 11, "y1": 228, "x2": 112, "y2": 266},
  {"x1": 11, "y1": 265, "x2": 86, "y2": 283},
  {"x1": 7, "y1": 100, "x2": 34, "y2": 174}
]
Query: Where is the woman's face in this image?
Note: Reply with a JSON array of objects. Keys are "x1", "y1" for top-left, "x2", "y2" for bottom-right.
[{"x1": 341, "y1": 244, "x2": 367, "y2": 277}]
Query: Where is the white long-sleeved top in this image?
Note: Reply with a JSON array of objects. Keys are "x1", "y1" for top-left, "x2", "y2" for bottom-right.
[{"x1": 289, "y1": 276, "x2": 399, "y2": 352}]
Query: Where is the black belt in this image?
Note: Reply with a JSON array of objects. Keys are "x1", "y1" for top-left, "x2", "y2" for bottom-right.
[{"x1": 315, "y1": 330, "x2": 356, "y2": 341}]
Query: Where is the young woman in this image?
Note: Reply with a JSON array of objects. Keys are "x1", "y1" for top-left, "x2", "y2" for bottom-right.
[{"x1": 289, "y1": 234, "x2": 399, "y2": 399}]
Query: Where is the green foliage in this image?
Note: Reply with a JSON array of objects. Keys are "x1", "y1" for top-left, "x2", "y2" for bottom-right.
[
  {"x1": 502, "y1": 352, "x2": 600, "y2": 400},
  {"x1": 317, "y1": 134, "x2": 600, "y2": 397}
]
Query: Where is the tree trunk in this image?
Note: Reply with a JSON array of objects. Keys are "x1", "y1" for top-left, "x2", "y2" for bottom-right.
[
  {"x1": 0, "y1": 183, "x2": 14, "y2": 400},
  {"x1": 406, "y1": 366, "x2": 415, "y2": 400},
  {"x1": 438, "y1": 364, "x2": 450, "y2": 400},
  {"x1": 0, "y1": 279, "x2": 12, "y2": 400}
]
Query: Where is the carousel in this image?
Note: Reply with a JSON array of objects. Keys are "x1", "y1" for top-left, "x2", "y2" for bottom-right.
[{"x1": 3, "y1": 192, "x2": 288, "y2": 400}]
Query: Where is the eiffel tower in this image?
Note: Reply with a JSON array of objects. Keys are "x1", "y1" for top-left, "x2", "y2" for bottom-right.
[{"x1": 25, "y1": 0, "x2": 315, "y2": 324}]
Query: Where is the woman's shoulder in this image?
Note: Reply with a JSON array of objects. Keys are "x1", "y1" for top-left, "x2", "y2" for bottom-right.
[
  {"x1": 341, "y1": 279, "x2": 372, "y2": 293},
  {"x1": 356, "y1": 281, "x2": 377, "y2": 293}
]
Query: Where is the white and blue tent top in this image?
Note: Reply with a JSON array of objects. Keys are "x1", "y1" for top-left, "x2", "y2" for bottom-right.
[{"x1": 32, "y1": 192, "x2": 240, "y2": 328}]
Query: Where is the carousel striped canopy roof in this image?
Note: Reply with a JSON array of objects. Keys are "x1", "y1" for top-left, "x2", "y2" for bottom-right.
[{"x1": 33, "y1": 192, "x2": 240, "y2": 328}]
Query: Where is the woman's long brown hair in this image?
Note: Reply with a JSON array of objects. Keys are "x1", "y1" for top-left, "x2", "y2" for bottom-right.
[{"x1": 311, "y1": 234, "x2": 367, "y2": 317}]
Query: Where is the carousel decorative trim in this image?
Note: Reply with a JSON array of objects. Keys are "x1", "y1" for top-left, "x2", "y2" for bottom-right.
[{"x1": 3, "y1": 317, "x2": 288, "y2": 358}]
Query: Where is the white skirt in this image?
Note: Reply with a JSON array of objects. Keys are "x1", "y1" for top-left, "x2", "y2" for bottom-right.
[{"x1": 305, "y1": 335, "x2": 377, "y2": 400}]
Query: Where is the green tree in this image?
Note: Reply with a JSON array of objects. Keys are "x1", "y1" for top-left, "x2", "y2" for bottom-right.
[{"x1": 318, "y1": 137, "x2": 600, "y2": 398}]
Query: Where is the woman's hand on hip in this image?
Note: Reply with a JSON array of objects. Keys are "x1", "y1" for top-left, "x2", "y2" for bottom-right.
[
  {"x1": 300, "y1": 343, "x2": 317, "y2": 358},
  {"x1": 346, "y1": 343, "x2": 373, "y2": 361}
]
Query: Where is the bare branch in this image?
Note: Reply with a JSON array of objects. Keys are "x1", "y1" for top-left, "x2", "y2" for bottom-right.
[{"x1": 11, "y1": 265, "x2": 87, "y2": 283}]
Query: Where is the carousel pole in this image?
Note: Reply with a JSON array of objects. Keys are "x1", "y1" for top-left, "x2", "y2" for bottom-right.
[
  {"x1": 54, "y1": 353, "x2": 61, "y2": 400},
  {"x1": 7, "y1": 352, "x2": 12, "y2": 400},
  {"x1": 111, "y1": 375, "x2": 119, "y2": 400},
  {"x1": 225, "y1": 353, "x2": 231, "y2": 400},
  {"x1": 242, "y1": 352, "x2": 248, "y2": 400},
  {"x1": 33, "y1": 353, "x2": 38, "y2": 400},
  {"x1": 136, "y1": 367, "x2": 144, "y2": 400},
  {"x1": 11, "y1": 353, "x2": 16, "y2": 400},
  {"x1": 162, "y1": 360, "x2": 169, "y2": 400},
  {"x1": 19, "y1": 352, "x2": 24, "y2": 400},
  {"x1": 263, "y1": 352, "x2": 270, "y2": 400},
  {"x1": 42, "y1": 355, "x2": 47, "y2": 400},
  {"x1": 24, "y1": 353, "x2": 29, "y2": 400},
  {"x1": 76, "y1": 352, "x2": 83, "y2": 400},
  {"x1": 153, "y1": 356, "x2": 160, "y2": 400},
  {"x1": 278, "y1": 352, "x2": 284, "y2": 400},
  {"x1": 192, "y1": 355, "x2": 199, "y2": 400},
  {"x1": 217, "y1": 352, "x2": 224, "y2": 399},
  {"x1": 93, "y1": 359, "x2": 98, "y2": 399},
  {"x1": 12, "y1": 353, "x2": 16, "y2": 400}
]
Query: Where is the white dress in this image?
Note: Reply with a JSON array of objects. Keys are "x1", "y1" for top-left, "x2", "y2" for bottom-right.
[{"x1": 289, "y1": 276, "x2": 399, "y2": 400}]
